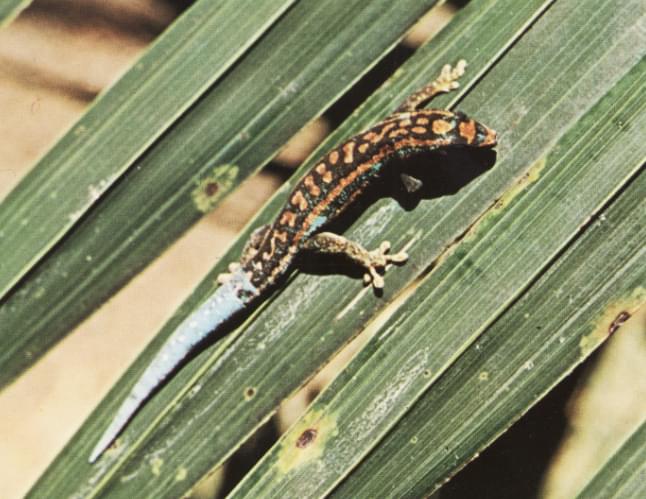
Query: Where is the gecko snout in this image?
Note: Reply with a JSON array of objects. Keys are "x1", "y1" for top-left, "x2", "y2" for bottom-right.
[{"x1": 477, "y1": 122, "x2": 497, "y2": 148}]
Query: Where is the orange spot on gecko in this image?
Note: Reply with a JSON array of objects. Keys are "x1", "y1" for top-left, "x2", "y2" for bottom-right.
[
  {"x1": 381, "y1": 122, "x2": 396, "y2": 133},
  {"x1": 291, "y1": 190, "x2": 308, "y2": 210},
  {"x1": 369, "y1": 123, "x2": 396, "y2": 144},
  {"x1": 416, "y1": 117, "x2": 430, "y2": 125},
  {"x1": 432, "y1": 119, "x2": 454, "y2": 134},
  {"x1": 411, "y1": 126, "x2": 428, "y2": 134},
  {"x1": 322, "y1": 171, "x2": 333, "y2": 183},
  {"x1": 329, "y1": 150, "x2": 339, "y2": 165},
  {"x1": 363, "y1": 132, "x2": 378, "y2": 142},
  {"x1": 398, "y1": 119, "x2": 412, "y2": 127},
  {"x1": 280, "y1": 211, "x2": 297, "y2": 227},
  {"x1": 304, "y1": 175, "x2": 321, "y2": 197},
  {"x1": 274, "y1": 231, "x2": 288, "y2": 243},
  {"x1": 315, "y1": 163, "x2": 327, "y2": 175},
  {"x1": 262, "y1": 236, "x2": 277, "y2": 261},
  {"x1": 459, "y1": 119, "x2": 476, "y2": 144},
  {"x1": 388, "y1": 128, "x2": 409, "y2": 138},
  {"x1": 343, "y1": 141, "x2": 355, "y2": 164},
  {"x1": 358, "y1": 143, "x2": 369, "y2": 154}
]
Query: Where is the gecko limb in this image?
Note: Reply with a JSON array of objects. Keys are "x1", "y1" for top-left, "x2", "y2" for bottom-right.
[
  {"x1": 400, "y1": 173, "x2": 424, "y2": 193},
  {"x1": 218, "y1": 224, "x2": 271, "y2": 284},
  {"x1": 303, "y1": 232, "x2": 408, "y2": 289},
  {"x1": 394, "y1": 59, "x2": 467, "y2": 113},
  {"x1": 241, "y1": 224, "x2": 271, "y2": 263}
]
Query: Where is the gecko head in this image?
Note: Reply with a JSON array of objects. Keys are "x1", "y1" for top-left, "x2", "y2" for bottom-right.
[{"x1": 476, "y1": 122, "x2": 497, "y2": 148}]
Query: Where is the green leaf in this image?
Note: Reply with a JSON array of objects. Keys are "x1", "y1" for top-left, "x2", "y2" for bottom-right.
[
  {"x1": 0, "y1": 0, "x2": 296, "y2": 298},
  {"x1": 0, "y1": 0, "x2": 31, "y2": 27},
  {"x1": 331, "y1": 170, "x2": 646, "y2": 498},
  {"x1": 228, "y1": 30, "x2": 645, "y2": 497},
  {"x1": 576, "y1": 421, "x2": 646, "y2": 499},
  {"x1": 0, "y1": 0, "x2": 439, "y2": 387},
  {"x1": 27, "y1": 0, "x2": 645, "y2": 496}
]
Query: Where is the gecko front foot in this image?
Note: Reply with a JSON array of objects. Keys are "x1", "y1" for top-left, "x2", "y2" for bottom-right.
[
  {"x1": 304, "y1": 232, "x2": 408, "y2": 290},
  {"x1": 434, "y1": 59, "x2": 467, "y2": 93},
  {"x1": 394, "y1": 59, "x2": 467, "y2": 113},
  {"x1": 360, "y1": 241, "x2": 408, "y2": 289}
]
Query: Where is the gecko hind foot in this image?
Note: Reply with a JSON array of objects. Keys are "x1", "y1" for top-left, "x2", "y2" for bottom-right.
[
  {"x1": 216, "y1": 262, "x2": 241, "y2": 284},
  {"x1": 361, "y1": 241, "x2": 408, "y2": 290}
]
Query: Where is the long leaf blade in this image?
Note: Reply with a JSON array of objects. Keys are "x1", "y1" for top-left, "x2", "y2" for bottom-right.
[
  {"x1": 0, "y1": 0, "x2": 297, "y2": 299},
  {"x1": 0, "y1": 0, "x2": 31, "y2": 27},
  {"x1": 26, "y1": 0, "x2": 446, "y2": 496},
  {"x1": 29, "y1": 0, "x2": 643, "y2": 496},
  {"x1": 332, "y1": 172, "x2": 646, "y2": 498},
  {"x1": 228, "y1": 11, "x2": 646, "y2": 496},
  {"x1": 0, "y1": 0, "x2": 439, "y2": 387},
  {"x1": 576, "y1": 421, "x2": 646, "y2": 499}
]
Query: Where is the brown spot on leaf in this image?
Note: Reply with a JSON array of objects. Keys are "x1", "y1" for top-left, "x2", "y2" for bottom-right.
[
  {"x1": 244, "y1": 387, "x2": 256, "y2": 400},
  {"x1": 295, "y1": 428, "x2": 318, "y2": 449},
  {"x1": 608, "y1": 311, "x2": 631, "y2": 335},
  {"x1": 205, "y1": 182, "x2": 219, "y2": 196}
]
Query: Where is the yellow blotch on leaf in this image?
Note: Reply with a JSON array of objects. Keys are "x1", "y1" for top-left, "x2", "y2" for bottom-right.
[
  {"x1": 192, "y1": 164, "x2": 239, "y2": 213},
  {"x1": 150, "y1": 457, "x2": 164, "y2": 476},
  {"x1": 276, "y1": 409, "x2": 338, "y2": 474},
  {"x1": 579, "y1": 287, "x2": 645, "y2": 356},
  {"x1": 175, "y1": 466, "x2": 188, "y2": 481}
]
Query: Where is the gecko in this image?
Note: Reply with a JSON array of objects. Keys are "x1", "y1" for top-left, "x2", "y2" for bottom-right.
[{"x1": 89, "y1": 60, "x2": 497, "y2": 463}]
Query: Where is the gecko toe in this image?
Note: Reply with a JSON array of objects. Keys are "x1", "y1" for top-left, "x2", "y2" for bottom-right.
[
  {"x1": 369, "y1": 267, "x2": 385, "y2": 289},
  {"x1": 387, "y1": 251, "x2": 408, "y2": 264}
]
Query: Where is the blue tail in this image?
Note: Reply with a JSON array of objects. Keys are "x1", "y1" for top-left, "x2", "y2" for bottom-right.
[{"x1": 89, "y1": 269, "x2": 257, "y2": 463}]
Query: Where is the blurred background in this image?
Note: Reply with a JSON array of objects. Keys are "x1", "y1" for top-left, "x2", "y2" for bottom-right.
[{"x1": 0, "y1": 1, "x2": 643, "y2": 497}]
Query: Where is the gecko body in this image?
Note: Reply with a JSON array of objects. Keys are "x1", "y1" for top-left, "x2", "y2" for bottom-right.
[{"x1": 89, "y1": 60, "x2": 496, "y2": 463}]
